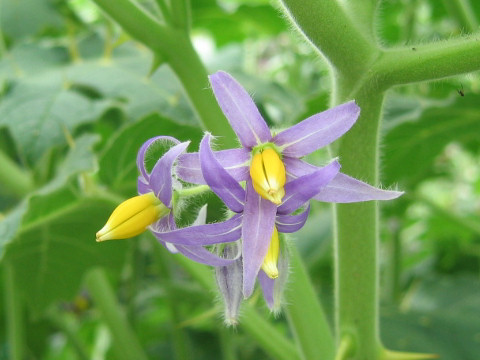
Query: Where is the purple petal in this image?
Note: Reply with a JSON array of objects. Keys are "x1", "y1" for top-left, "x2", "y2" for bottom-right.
[
  {"x1": 177, "y1": 148, "x2": 250, "y2": 184},
  {"x1": 284, "y1": 157, "x2": 404, "y2": 203},
  {"x1": 136, "y1": 136, "x2": 180, "y2": 180},
  {"x1": 242, "y1": 180, "x2": 277, "y2": 298},
  {"x1": 216, "y1": 244, "x2": 243, "y2": 324},
  {"x1": 174, "y1": 245, "x2": 239, "y2": 266},
  {"x1": 275, "y1": 205, "x2": 310, "y2": 233},
  {"x1": 258, "y1": 271, "x2": 274, "y2": 309},
  {"x1": 150, "y1": 142, "x2": 190, "y2": 207},
  {"x1": 273, "y1": 101, "x2": 360, "y2": 157},
  {"x1": 209, "y1": 71, "x2": 272, "y2": 148},
  {"x1": 152, "y1": 214, "x2": 242, "y2": 246},
  {"x1": 277, "y1": 160, "x2": 341, "y2": 215},
  {"x1": 137, "y1": 176, "x2": 150, "y2": 194},
  {"x1": 258, "y1": 247, "x2": 289, "y2": 311},
  {"x1": 315, "y1": 173, "x2": 404, "y2": 203},
  {"x1": 200, "y1": 134, "x2": 246, "y2": 213}
]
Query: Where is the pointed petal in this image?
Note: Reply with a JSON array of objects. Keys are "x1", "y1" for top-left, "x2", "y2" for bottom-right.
[
  {"x1": 273, "y1": 101, "x2": 360, "y2": 157},
  {"x1": 152, "y1": 214, "x2": 242, "y2": 246},
  {"x1": 242, "y1": 180, "x2": 277, "y2": 298},
  {"x1": 209, "y1": 71, "x2": 272, "y2": 148},
  {"x1": 284, "y1": 157, "x2": 404, "y2": 202},
  {"x1": 153, "y1": 213, "x2": 178, "y2": 253},
  {"x1": 150, "y1": 141, "x2": 190, "y2": 207},
  {"x1": 136, "y1": 136, "x2": 180, "y2": 180},
  {"x1": 277, "y1": 160, "x2": 341, "y2": 215},
  {"x1": 137, "y1": 176, "x2": 150, "y2": 194},
  {"x1": 175, "y1": 245, "x2": 239, "y2": 266},
  {"x1": 216, "y1": 243, "x2": 243, "y2": 325},
  {"x1": 315, "y1": 173, "x2": 404, "y2": 202},
  {"x1": 275, "y1": 205, "x2": 310, "y2": 233},
  {"x1": 258, "y1": 271, "x2": 274, "y2": 309},
  {"x1": 192, "y1": 204, "x2": 208, "y2": 225},
  {"x1": 177, "y1": 148, "x2": 250, "y2": 184},
  {"x1": 258, "y1": 245, "x2": 289, "y2": 312},
  {"x1": 200, "y1": 134, "x2": 246, "y2": 213}
]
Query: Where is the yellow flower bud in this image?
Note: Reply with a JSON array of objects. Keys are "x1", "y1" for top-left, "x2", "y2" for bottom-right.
[
  {"x1": 262, "y1": 226, "x2": 280, "y2": 279},
  {"x1": 96, "y1": 192, "x2": 169, "y2": 242},
  {"x1": 250, "y1": 148, "x2": 286, "y2": 205}
]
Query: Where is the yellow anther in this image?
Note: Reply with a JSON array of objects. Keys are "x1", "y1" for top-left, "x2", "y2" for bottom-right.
[
  {"x1": 96, "y1": 192, "x2": 169, "y2": 242},
  {"x1": 262, "y1": 226, "x2": 280, "y2": 279},
  {"x1": 250, "y1": 148, "x2": 286, "y2": 205}
]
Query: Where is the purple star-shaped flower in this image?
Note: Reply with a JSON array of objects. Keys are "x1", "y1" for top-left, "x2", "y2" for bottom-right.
[
  {"x1": 199, "y1": 133, "x2": 341, "y2": 297},
  {"x1": 136, "y1": 135, "x2": 241, "y2": 267},
  {"x1": 176, "y1": 71, "x2": 402, "y2": 298}
]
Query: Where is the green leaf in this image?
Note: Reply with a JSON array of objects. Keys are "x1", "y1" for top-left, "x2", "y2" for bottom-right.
[
  {"x1": 0, "y1": 0, "x2": 64, "y2": 40},
  {"x1": 382, "y1": 275, "x2": 480, "y2": 360},
  {"x1": 2, "y1": 185, "x2": 128, "y2": 317},
  {"x1": 44, "y1": 134, "x2": 99, "y2": 191},
  {"x1": 0, "y1": 81, "x2": 108, "y2": 166},
  {"x1": 382, "y1": 94, "x2": 480, "y2": 186},
  {"x1": 98, "y1": 113, "x2": 203, "y2": 195},
  {"x1": 0, "y1": 43, "x2": 69, "y2": 81},
  {"x1": 65, "y1": 57, "x2": 196, "y2": 124}
]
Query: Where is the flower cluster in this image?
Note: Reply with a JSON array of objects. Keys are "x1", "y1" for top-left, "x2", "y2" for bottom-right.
[{"x1": 97, "y1": 71, "x2": 402, "y2": 324}]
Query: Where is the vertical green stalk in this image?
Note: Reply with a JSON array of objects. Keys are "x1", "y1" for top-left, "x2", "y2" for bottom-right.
[
  {"x1": 165, "y1": 31, "x2": 237, "y2": 148},
  {"x1": 332, "y1": 83, "x2": 385, "y2": 359},
  {"x1": 284, "y1": 246, "x2": 335, "y2": 360},
  {"x1": 85, "y1": 268, "x2": 149, "y2": 360},
  {"x1": 3, "y1": 262, "x2": 25, "y2": 360},
  {"x1": 152, "y1": 240, "x2": 191, "y2": 360}
]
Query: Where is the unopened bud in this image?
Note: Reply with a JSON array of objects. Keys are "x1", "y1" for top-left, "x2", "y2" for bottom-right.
[{"x1": 96, "y1": 192, "x2": 169, "y2": 242}]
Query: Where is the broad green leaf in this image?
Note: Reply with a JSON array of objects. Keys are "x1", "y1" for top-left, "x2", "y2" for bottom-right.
[
  {"x1": 382, "y1": 94, "x2": 480, "y2": 187},
  {"x1": 2, "y1": 185, "x2": 128, "y2": 317},
  {"x1": 98, "y1": 113, "x2": 203, "y2": 195},
  {"x1": 382, "y1": 275, "x2": 480, "y2": 360},
  {"x1": 0, "y1": 0, "x2": 64, "y2": 40},
  {"x1": 0, "y1": 43, "x2": 69, "y2": 81},
  {"x1": 65, "y1": 55, "x2": 196, "y2": 124},
  {"x1": 0, "y1": 81, "x2": 108, "y2": 166},
  {"x1": 0, "y1": 134, "x2": 99, "y2": 258},
  {"x1": 42, "y1": 134, "x2": 99, "y2": 191}
]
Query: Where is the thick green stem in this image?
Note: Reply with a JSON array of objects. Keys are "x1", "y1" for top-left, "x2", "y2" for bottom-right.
[
  {"x1": 374, "y1": 33, "x2": 480, "y2": 88},
  {"x1": 85, "y1": 268, "x2": 149, "y2": 360},
  {"x1": 284, "y1": 245, "x2": 335, "y2": 360},
  {"x1": 3, "y1": 262, "x2": 26, "y2": 360},
  {"x1": 0, "y1": 151, "x2": 34, "y2": 198},
  {"x1": 152, "y1": 241, "x2": 191, "y2": 360},
  {"x1": 92, "y1": 0, "x2": 237, "y2": 147},
  {"x1": 333, "y1": 84, "x2": 385, "y2": 359},
  {"x1": 279, "y1": 0, "x2": 378, "y2": 82},
  {"x1": 165, "y1": 34, "x2": 237, "y2": 147}
]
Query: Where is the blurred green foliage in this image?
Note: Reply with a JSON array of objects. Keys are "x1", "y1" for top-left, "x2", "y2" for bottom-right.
[{"x1": 0, "y1": 0, "x2": 479, "y2": 359}]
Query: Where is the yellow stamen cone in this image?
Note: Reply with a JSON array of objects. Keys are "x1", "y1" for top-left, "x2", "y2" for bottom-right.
[
  {"x1": 96, "y1": 192, "x2": 169, "y2": 242},
  {"x1": 250, "y1": 148, "x2": 286, "y2": 205},
  {"x1": 262, "y1": 226, "x2": 280, "y2": 279}
]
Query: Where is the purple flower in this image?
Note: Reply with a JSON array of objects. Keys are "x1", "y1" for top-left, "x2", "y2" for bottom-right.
[
  {"x1": 135, "y1": 136, "x2": 240, "y2": 267},
  {"x1": 175, "y1": 71, "x2": 403, "y2": 299}
]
